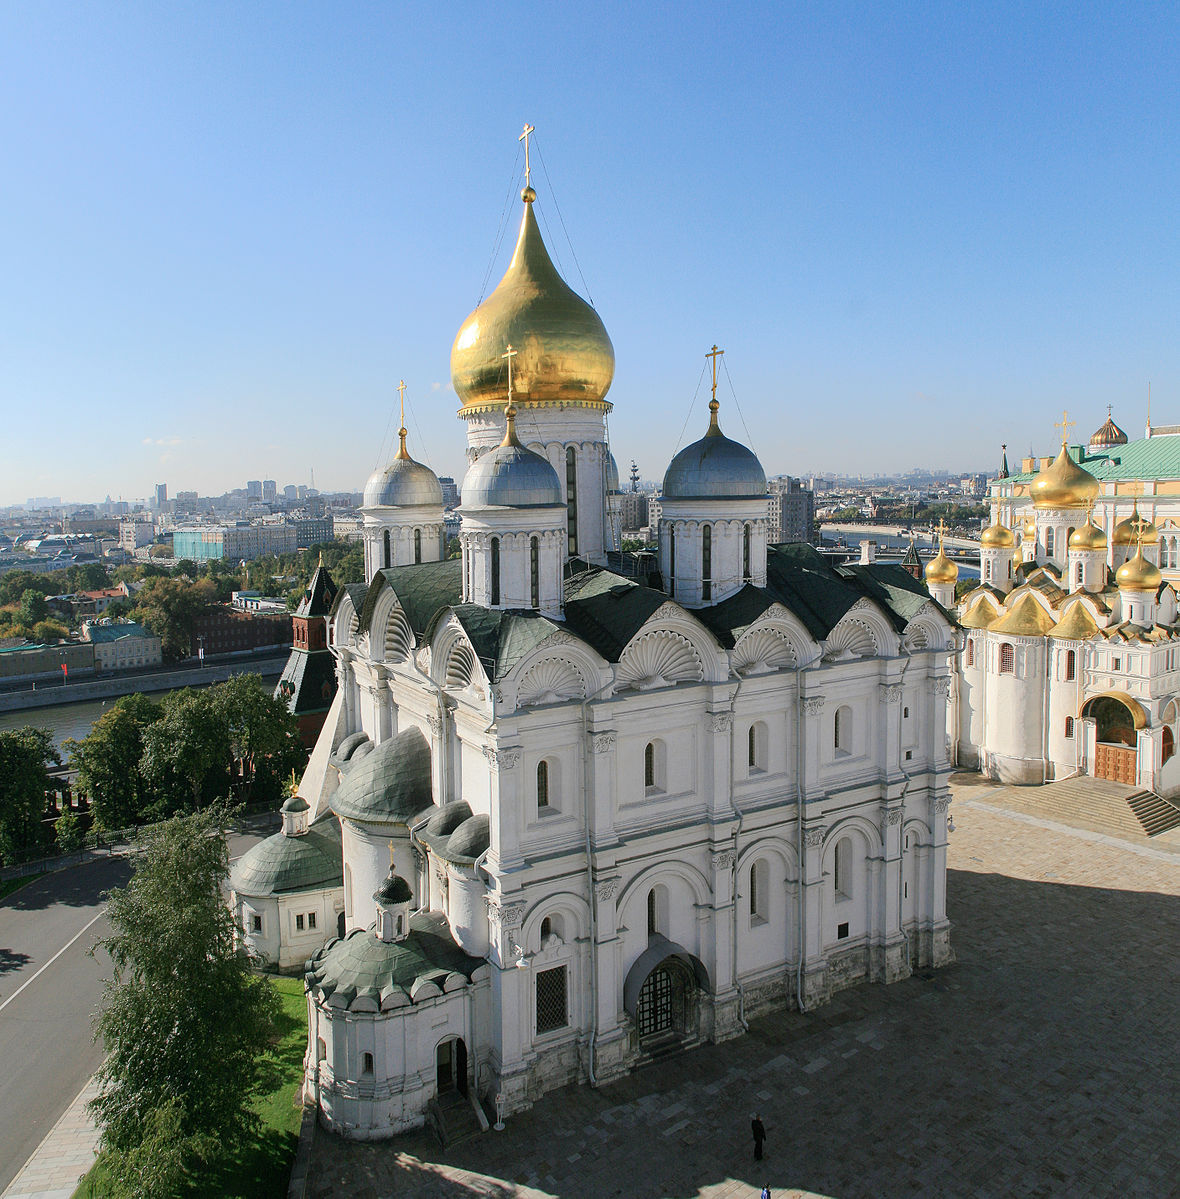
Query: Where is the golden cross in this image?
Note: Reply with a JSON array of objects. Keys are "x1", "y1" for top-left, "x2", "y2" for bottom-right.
[
  {"x1": 936, "y1": 518, "x2": 948, "y2": 545},
  {"x1": 502, "y1": 344, "x2": 518, "y2": 407},
  {"x1": 519, "y1": 124, "x2": 535, "y2": 189},
  {"x1": 1054, "y1": 409, "x2": 1075, "y2": 445},
  {"x1": 397, "y1": 379, "x2": 407, "y2": 429},
  {"x1": 1131, "y1": 511, "x2": 1150, "y2": 547},
  {"x1": 705, "y1": 344, "x2": 724, "y2": 404}
]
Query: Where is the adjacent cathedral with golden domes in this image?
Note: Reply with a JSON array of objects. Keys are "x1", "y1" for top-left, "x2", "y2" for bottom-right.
[
  {"x1": 947, "y1": 410, "x2": 1180, "y2": 796},
  {"x1": 237, "y1": 138, "x2": 958, "y2": 1141}
]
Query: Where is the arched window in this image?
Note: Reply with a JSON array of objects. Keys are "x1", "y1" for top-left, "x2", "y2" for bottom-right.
[
  {"x1": 1076, "y1": 562, "x2": 1084, "y2": 584},
  {"x1": 536, "y1": 759, "x2": 550, "y2": 810},
  {"x1": 1164, "y1": 726, "x2": 1175, "y2": 765},
  {"x1": 383, "y1": 529, "x2": 391, "y2": 570},
  {"x1": 490, "y1": 537, "x2": 500, "y2": 606},
  {"x1": 834, "y1": 705, "x2": 852, "y2": 756},
  {"x1": 362, "y1": 1052, "x2": 374, "y2": 1075},
  {"x1": 414, "y1": 528, "x2": 422, "y2": 564},
  {"x1": 743, "y1": 524, "x2": 751, "y2": 582},
  {"x1": 701, "y1": 525, "x2": 712, "y2": 602},
  {"x1": 540, "y1": 915, "x2": 552, "y2": 941},
  {"x1": 1065, "y1": 649, "x2": 1076, "y2": 681},
  {"x1": 566, "y1": 447, "x2": 579, "y2": 556},
  {"x1": 1064, "y1": 716, "x2": 1075, "y2": 739},
  {"x1": 668, "y1": 524, "x2": 676, "y2": 598},
  {"x1": 749, "y1": 859, "x2": 768, "y2": 923},
  {"x1": 999, "y1": 643, "x2": 1015, "y2": 674},
  {"x1": 530, "y1": 536, "x2": 540, "y2": 608},
  {"x1": 985, "y1": 560, "x2": 991, "y2": 581},
  {"x1": 646, "y1": 886, "x2": 667, "y2": 937},
  {"x1": 833, "y1": 837, "x2": 852, "y2": 900},
  {"x1": 643, "y1": 740, "x2": 666, "y2": 793},
  {"x1": 966, "y1": 638, "x2": 974, "y2": 667},
  {"x1": 1045, "y1": 527, "x2": 1055, "y2": 557},
  {"x1": 748, "y1": 721, "x2": 767, "y2": 774}
]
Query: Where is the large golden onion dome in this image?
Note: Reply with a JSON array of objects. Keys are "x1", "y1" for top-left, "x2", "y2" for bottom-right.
[
  {"x1": 924, "y1": 544, "x2": 958, "y2": 585},
  {"x1": 980, "y1": 522, "x2": 1015, "y2": 548},
  {"x1": 1068, "y1": 516, "x2": 1107, "y2": 552},
  {"x1": 450, "y1": 187, "x2": 615, "y2": 414},
  {"x1": 1116, "y1": 544, "x2": 1162, "y2": 591},
  {"x1": 1030, "y1": 441, "x2": 1099, "y2": 509},
  {"x1": 1112, "y1": 501, "x2": 1157, "y2": 546}
]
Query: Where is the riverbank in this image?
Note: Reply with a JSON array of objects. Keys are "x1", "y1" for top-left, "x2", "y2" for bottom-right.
[
  {"x1": 0, "y1": 652, "x2": 290, "y2": 714},
  {"x1": 820, "y1": 522, "x2": 980, "y2": 550}
]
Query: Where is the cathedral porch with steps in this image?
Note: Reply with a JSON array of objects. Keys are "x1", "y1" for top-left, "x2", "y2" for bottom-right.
[{"x1": 950, "y1": 771, "x2": 1180, "y2": 843}]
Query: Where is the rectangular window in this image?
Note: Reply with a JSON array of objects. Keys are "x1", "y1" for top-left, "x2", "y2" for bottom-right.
[
  {"x1": 837, "y1": 921, "x2": 850, "y2": 940},
  {"x1": 295, "y1": 914, "x2": 304, "y2": 931},
  {"x1": 251, "y1": 914, "x2": 262, "y2": 933},
  {"x1": 536, "y1": 965, "x2": 568, "y2": 1034},
  {"x1": 308, "y1": 912, "x2": 316, "y2": 930},
  {"x1": 1112, "y1": 657, "x2": 1121, "y2": 672}
]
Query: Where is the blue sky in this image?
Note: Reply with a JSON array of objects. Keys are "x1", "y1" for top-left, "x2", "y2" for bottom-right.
[{"x1": 2, "y1": 2, "x2": 1179, "y2": 505}]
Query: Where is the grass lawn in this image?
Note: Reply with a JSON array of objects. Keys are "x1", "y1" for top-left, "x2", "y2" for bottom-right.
[
  {"x1": 0, "y1": 872, "x2": 45, "y2": 902},
  {"x1": 75, "y1": 974, "x2": 307, "y2": 1198}
]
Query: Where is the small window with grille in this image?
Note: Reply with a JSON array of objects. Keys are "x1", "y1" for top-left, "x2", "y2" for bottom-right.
[{"x1": 536, "y1": 965, "x2": 568, "y2": 1034}]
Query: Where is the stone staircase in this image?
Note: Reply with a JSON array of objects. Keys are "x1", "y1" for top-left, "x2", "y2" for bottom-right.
[
  {"x1": 427, "y1": 1089, "x2": 486, "y2": 1149},
  {"x1": 1126, "y1": 789, "x2": 1180, "y2": 837},
  {"x1": 982, "y1": 777, "x2": 1180, "y2": 841}
]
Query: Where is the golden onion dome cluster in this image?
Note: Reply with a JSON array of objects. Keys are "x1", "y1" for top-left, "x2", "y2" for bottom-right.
[
  {"x1": 980, "y1": 522, "x2": 1015, "y2": 548},
  {"x1": 1068, "y1": 517, "x2": 1108, "y2": 551},
  {"x1": 1112, "y1": 506, "x2": 1158, "y2": 547},
  {"x1": 1115, "y1": 546, "x2": 1162, "y2": 592},
  {"x1": 924, "y1": 544, "x2": 958, "y2": 585}
]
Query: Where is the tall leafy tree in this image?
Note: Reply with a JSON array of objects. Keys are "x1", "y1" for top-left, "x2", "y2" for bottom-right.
[
  {"x1": 90, "y1": 805, "x2": 279, "y2": 1197},
  {"x1": 0, "y1": 726, "x2": 60, "y2": 865},
  {"x1": 210, "y1": 674, "x2": 304, "y2": 806},
  {"x1": 133, "y1": 576, "x2": 216, "y2": 661},
  {"x1": 67, "y1": 695, "x2": 163, "y2": 829},
  {"x1": 139, "y1": 689, "x2": 227, "y2": 816},
  {"x1": 18, "y1": 588, "x2": 49, "y2": 625}
]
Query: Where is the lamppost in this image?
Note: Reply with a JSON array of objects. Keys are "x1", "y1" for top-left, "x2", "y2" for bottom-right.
[{"x1": 197, "y1": 634, "x2": 205, "y2": 668}]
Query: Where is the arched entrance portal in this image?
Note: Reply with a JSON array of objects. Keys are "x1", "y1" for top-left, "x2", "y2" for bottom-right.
[
  {"x1": 623, "y1": 935, "x2": 709, "y2": 1051},
  {"x1": 1083, "y1": 692, "x2": 1147, "y2": 785},
  {"x1": 436, "y1": 1037, "x2": 467, "y2": 1097}
]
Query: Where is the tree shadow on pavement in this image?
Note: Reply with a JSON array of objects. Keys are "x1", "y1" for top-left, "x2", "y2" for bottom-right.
[
  {"x1": 2, "y1": 856, "x2": 130, "y2": 911},
  {"x1": 0, "y1": 947, "x2": 30, "y2": 975}
]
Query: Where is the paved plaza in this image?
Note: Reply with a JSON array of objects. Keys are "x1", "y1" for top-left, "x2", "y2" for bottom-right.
[{"x1": 308, "y1": 776, "x2": 1180, "y2": 1199}]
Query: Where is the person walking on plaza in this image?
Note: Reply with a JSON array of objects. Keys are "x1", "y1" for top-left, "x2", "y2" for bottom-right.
[
  {"x1": 761, "y1": 1187, "x2": 771, "y2": 1199},
  {"x1": 751, "y1": 1113, "x2": 766, "y2": 1161}
]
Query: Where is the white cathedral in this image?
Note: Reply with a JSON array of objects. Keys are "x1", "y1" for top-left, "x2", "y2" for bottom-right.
[{"x1": 234, "y1": 148, "x2": 957, "y2": 1140}]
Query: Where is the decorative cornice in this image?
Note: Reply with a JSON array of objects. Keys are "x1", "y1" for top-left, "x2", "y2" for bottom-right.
[
  {"x1": 594, "y1": 877, "x2": 619, "y2": 902},
  {"x1": 879, "y1": 682, "x2": 903, "y2": 704},
  {"x1": 883, "y1": 806, "x2": 903, "y2": 826},
  {"x1": 802, "y1": 695, "x2": 826, "y2": 715},
  {"x1": 803, "y1": 825, "x2": 826, "y2": 848},
  {"x1": 709, "y1": 711, "x2": 733, "y2": 733},
  {"x1": 933, "y1": 796, "x2": 951, "y2": 815},
  {"x1": 710, "y1": 850, "x2": 735, "y2": 870},
  {"x1": 482, "y1": 745, "x2": 521, "y2": 770},
  {"x1": 932, "y1": 676, "x2": 952, "y2": 697}
]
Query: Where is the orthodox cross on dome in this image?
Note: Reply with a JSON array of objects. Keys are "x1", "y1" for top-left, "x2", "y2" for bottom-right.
[
  {"x1": 935, "y1": 517, "x2": 948, "y2": 546},
  {"x1": 1131, "y1": 511, "x2": 1151, "y2": 551},
  {"x1": 1054, "y1": 409, "x2": 1075, "y2": 446},
  {"x1": 502, "y1": 343, "x2": 518, "y2": 408},
  {"x1": 500, "y1": 343, "x2": 520, "y2": 444},
  {"x1": 705, "y1": 344, "x2": 724, "y2": 414},
  {"x1": 395, "y1": 379, "x2": 409, "y2": 458},
  {"x1": 519, "y1": 123, "x2": 536, "y2": 193}
]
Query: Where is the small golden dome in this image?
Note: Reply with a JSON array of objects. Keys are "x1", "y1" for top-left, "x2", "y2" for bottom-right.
[
  {"x1": 1068, "y1": 517, "x2": 1107, "y2": 551},
  {"x1": 924, "y1": 545, "x2": 958, "y2": 585},
  {"x1": 1115, "y1": 545, "x2": 1162, "y2": 591},
  {"x1": 1112, "y1": 502, "x2": 1158, "y2": 546},
  {"x1": 450, "y1": 190, "x2": 615, "y2": 414},
  {"x1": 1022, "y1": 515, "x2": 1037, "y2": 538},
  {"x1": 1030, "y1": 442, "x2": 1099, "y2": 510},
  {"x1": 980, "y1": 522, "x2": 1015, "y2": 548},
  {"x1": 1088, "y1": 408, "x2": 1128, "y2": 449}
]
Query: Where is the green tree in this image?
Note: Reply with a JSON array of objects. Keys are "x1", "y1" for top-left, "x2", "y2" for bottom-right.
[
  {"x1": 139, "y1": 689, "x2": 227, "y2": 816},
  {"x1": 33, "y1": 618, "x2": 69, "y2": 642},
  {"x1": 133, "y1": 576, "x2": 216, "y2": 661},
  {"x1": 0, "y1": 570, "x2": 51, "y2": 607},
  {"x1": 55, "y1": 807, "x2": 84, "y2": 853},
  {"x1": 211, "y1": 674, "x2": 304, "y2": 806},
  {"x1": 65, "y1": 562, "x2": 112, "y2": 591},
  {"x1": 90, "y1": 805, "x2": 280, "y2": 1197},
  {"x1": 0, "y1": 726, "x2": 60, "y2": 865},
  {"x1": 18, "y1": 588, "x2": 49, "y2": 625},
  {"x1": 67, "y1": 695, "x2": 163, "y2": 830}
]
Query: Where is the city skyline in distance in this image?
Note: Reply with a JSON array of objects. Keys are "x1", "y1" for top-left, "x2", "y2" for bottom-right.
[{"x1": 2, "y1": 5, "x2": 1177, "y2": 507}]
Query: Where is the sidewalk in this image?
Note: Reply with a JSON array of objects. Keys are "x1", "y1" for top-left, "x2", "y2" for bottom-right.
[{"x1": 2, "y1": 1080, "x2": 99, "y2": 1199}]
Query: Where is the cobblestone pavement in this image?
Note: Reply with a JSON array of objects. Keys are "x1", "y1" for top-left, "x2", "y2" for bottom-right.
[{"x1": 309, "y1": 779, "x2": 1180, "y2": 1199}]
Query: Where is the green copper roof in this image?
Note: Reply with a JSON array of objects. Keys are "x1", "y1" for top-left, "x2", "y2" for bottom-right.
[
  {"x1": 306, "y1": 912, "x2": 485, "y2": 1012},
  {"x1": 361, "y1": 560, "x2": 463, "y2": 635},
  {"x1": 229, "y1": 815, "x2": 342, "y2": 897},
  {"x1": 330, "y1": 725, "x2": 433, "y2": 825},
  {"x1": 1004, "y1": 435, "x2": 1180, "y2": 485}
]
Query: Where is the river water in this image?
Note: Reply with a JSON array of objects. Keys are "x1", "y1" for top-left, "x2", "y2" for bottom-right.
[{"x1": 0, "y1": 673, "x2": 281, "y2": 753}]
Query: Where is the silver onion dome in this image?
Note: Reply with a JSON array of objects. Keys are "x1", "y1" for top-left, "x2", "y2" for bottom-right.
[
  {"x1": 662, "y1": 403, "x2": 766, "y2": 500},
  {"x1": 460, "y1": 407, "x2": 563, "y2": 509},
  {"x1": 605, "y1": 450, "x2": 621, "y2": 493},
  {"x1": 363, "y1": 430, "x2": 443, "y2": 509}
]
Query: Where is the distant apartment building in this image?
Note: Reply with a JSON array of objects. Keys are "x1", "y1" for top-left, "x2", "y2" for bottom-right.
[
  {"x1": 331, "y1": 515, "x2": 363, "y2": 540},
  {"x1": 119, "y1": 518, "x2": 155, "y2": 552},
  {"x1": 618, "y1": 491, "x2": 650, "y2": 533},
  {"x1": 154, "y1": 483, "x2": 168, "y2": 508},
  {"x1": 263, "y1": 480, "x2": 278, "y2": 503},
  {"x1": 283, "y1": 484, "x2": 298, "y2": 501},
  {"x1": 173, "y1": 523, "x2": 298, "y2": 562},
  {"x1": 81, "y1": 621, "x2": 162, "y2": 671},
  {"x1": 438, "y1": 476, "x2": 460, "y2": 508},
  {"x1": 291, "y1": 516, "x2": 333, "y2": 548},
  {"x1": 247, "y1": 480, "x2": 263, "y2": 500},
  {"x1": 769, "y1": 476, "x2": 816, "y2": 544}
]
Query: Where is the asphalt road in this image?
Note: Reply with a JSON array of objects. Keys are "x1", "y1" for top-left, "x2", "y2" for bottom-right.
[{"x1": 0, "y1": 821, "x2": 276, "y2": 1193}]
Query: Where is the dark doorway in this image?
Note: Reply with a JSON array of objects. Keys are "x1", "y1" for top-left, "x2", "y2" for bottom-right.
[
  {"x1": 337, "y1": 911, "x2": 346, "y2": 940},
  {"x1": 436, "y1": 1038, "x2": 468, "y2": 1096},
  {"x1": 636, "y1": 960, "x2": 692, "y2": 1041}
]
